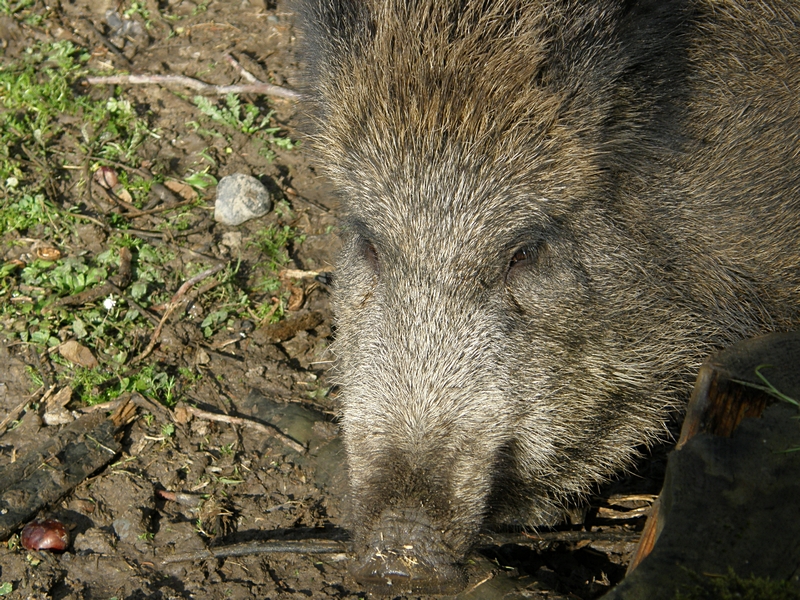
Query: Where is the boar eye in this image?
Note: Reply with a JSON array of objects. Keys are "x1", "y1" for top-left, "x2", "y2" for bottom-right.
[
  {"x1": 362, "y1": 240, "x2": 380, "y2": 274},
  {"x1": 509, "y1": 242, "x2": 544, "y2": 269},
  {"x1": 509, "y1": 248, "x2": 533, "y2": 268},
  {"x1": 507, "y1": 241, "x2": 548, "y2": 284}
]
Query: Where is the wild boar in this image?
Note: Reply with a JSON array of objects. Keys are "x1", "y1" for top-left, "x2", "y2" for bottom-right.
[{"x1": 297, "y1": 0, "x2": 800, "y2": 593}]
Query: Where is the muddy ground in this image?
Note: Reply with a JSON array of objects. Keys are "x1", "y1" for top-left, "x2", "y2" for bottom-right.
[{"x1": 0, "y1": 1, "x2": 662, "y2": 598}]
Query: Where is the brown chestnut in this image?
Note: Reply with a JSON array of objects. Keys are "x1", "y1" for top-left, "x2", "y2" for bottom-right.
[{"x1": 20, "y1": 518, "x2": 69, "y2": 552}]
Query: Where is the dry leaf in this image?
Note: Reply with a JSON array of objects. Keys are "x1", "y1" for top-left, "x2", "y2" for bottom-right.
[
  {"x1": 113, "y1": 186, "x2": 134, "y2": 204},
  {"x1": 36, "y1": 247, "x2": 62, "y2": 261},
  {"x1": 59, "y1": 340, "x2": 99, "y2": 368},
  {"x1": 287, "y1": 284, "x2": 305, "y2": 311},
  {"x1": 165, "y1": 179, "x2": 199, "y2": 201},
  {"x1": 173, "y1": 404, "x2": 192, "y2": 425}
]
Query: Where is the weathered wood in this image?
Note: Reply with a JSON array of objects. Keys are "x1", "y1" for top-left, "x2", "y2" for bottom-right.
[
  {"x1": 0, "y1": 399, "x2": 135, "y2": 540},
  {"x1": 626, "y1": 331, "x2": 800, "y2": 575}
]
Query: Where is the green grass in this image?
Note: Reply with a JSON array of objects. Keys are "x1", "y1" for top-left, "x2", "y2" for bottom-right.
[
  {"x1": 0, "y1": 0, "x2": 43, "y2": 25},
  {"x1": 0, "y1": 40, "x2": 154, "y2": 192},
  {"x1": 675, "y1": 569, "x2": 800, "y2": 600},
  {"x1": 1, "y1": 234, "x2": 178, "y2": 405},
  {"x1": 0, "y1": 35, "x2": 306, "y2": 412},
  {"x1": 252, "y1": 221, "x2": 306, "y2": 288},
  {"x1": 733, "y1": 364, "x2": 800, "y2": 409}
]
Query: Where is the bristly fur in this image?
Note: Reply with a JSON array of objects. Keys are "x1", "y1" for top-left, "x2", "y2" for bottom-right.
[{"x1": 295, "y1": 0, "x2": 800, "y2": 591}]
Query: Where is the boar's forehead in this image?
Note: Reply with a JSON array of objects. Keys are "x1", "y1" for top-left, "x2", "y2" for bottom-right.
[
  {"x1": 341, "y1": 156, "x2": 553, "y2": 263},
  {"x1": 309, "y1": 0, "x2": 640, "y2": 227}
]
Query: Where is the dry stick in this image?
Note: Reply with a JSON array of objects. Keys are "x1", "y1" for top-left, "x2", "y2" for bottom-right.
[
  {"x1": 160, "y1": 528, "x2": 638, "y2": 566},
  {"x1": 224, "y1": 53, "x2": 258, "y2": 83},
  {"x1": 82, "y1": 156, "x2": 194, "y2": 215},
  {"x1": 131, "y1": 263, "x2": 227, "y2": 365},
  {"x1": 70, "y1": 212, "x2": 112, "y2": 232},
  {"x1": 71, "y1": 213, "x2": 165, "y2": 243},
  {"x1": 182, "y1": 405, "x2": 306, "y2": 454},
  {"x1": 98, "y1": 184, "x2": 146, "y2": 216},
  {"x1": 84, "y1": 74, "x2": 301, "y2": 100},
  {"x1": 125, "y1": 197, "x2": 198, "y2": 217},
  {"x1": 0, "y1": 385, "x2": 47, "y2": 438},
  {"x1": 122, "y1": 228, "x2": 166, "y2": 240},
  {"x1": 161, "y1": 539, "x2": 347, "y2": 564},
  {"x1": 279, "y1": 268, "x2": 323, "y2": 281},
  {"x1": 96, "y1": 184, "x2": 197, "y2": 218},
  {"x1": 83, "y1": 155, "x2": 97, "y2": 213},
  {"x1": 508, "y1": 529, "x2": 642, "y2": 544}
]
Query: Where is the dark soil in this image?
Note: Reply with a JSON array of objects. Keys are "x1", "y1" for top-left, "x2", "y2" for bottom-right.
[{"x1": 0, "y1": 1, "x2": 659, "y2": 598}]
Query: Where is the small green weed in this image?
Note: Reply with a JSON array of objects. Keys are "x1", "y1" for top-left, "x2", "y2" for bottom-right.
[
  {"x1": 191, "y1": 1, "x2": 209, "y2": 15},
  {"x1": 122, "y1": 1, "x2": 151, "y2": 27},
  {"x1": 250, "y1": 224, "x2": 305, "y2": 300},
  {"x1": 65, "y1": 364, "x2": 180, "y2": 407},
  {"x1": 1, "y1": 238, "x2": 172, "y2": 353},
  {"x1": 183, "y1": 168, "x2": 217, "y2": 191},
  {"x1": 254, "y1": 224, "x2": 304, "y2": 272},
  {"x1": 0, "y1": 1, "x2": 43, "y2": 25},
  {"x1": 0, "y1": 0, "x2": 35, "y2": 15},
  {"x1": 219, "y1": 443, "x2": 235, "y2": 457},
  {"x1": 0, "y1": 193, "x2": 70, "y2": 238},
  {"x1": 193, "y1": 94, "x2": 296, "y2": 160},
  {"x1": 177, "y1": 366, "x2": 202, "y2": 385}
]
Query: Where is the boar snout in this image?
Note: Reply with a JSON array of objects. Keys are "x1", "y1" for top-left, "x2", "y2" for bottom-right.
[{"x1": 351, "y1": 508, "x2": 468, "y2": 594}]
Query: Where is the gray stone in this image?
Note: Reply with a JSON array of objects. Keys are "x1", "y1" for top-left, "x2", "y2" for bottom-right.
[{"x1": 214, "y1": 173, "x2": 272, "y2": 226}]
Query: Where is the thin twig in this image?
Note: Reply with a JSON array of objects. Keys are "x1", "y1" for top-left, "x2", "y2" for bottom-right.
[
  {"x1": 161, "y1": 539, "x2": 346, "y2": 564},
  {"x1": 131, "y1": 263, "x2": 227, "y2": 364},
  {"x1": 97, "y1": 184, "x2": 146, "y2": 216},
  {"x1": 121, "y1": 228, "x2": 167, "y2": 240},
  {"x1": 0, "y1": 385, "x2": 47, "y2": 438},
  {"x1": 182, "y1": 404, "x2": 306, "y2": 454},
  {"x1": 171, "y1": 263, "x2": 227, "y2": 304},
  {"x1": 88, "y1": 155, "x2": 156, "y2": 180},
  {"x1": 84, "y1": 74, "x2": 301, "y2": 100},
  {"x1": 486, "y1": 529, "x2": 642, "y2": 545},
  {"x1": 224, "y1": 53, "x2": 258, "y2": 83},
  {"x1": 129, "y1": 197, "x2": 198, "y2": 216},
  {"x1": 69, "y1": 213, "x2": 112, "y2": 232},
  {"x1": 279, "y1": 268, "x2": 323, "y2": 281}
]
